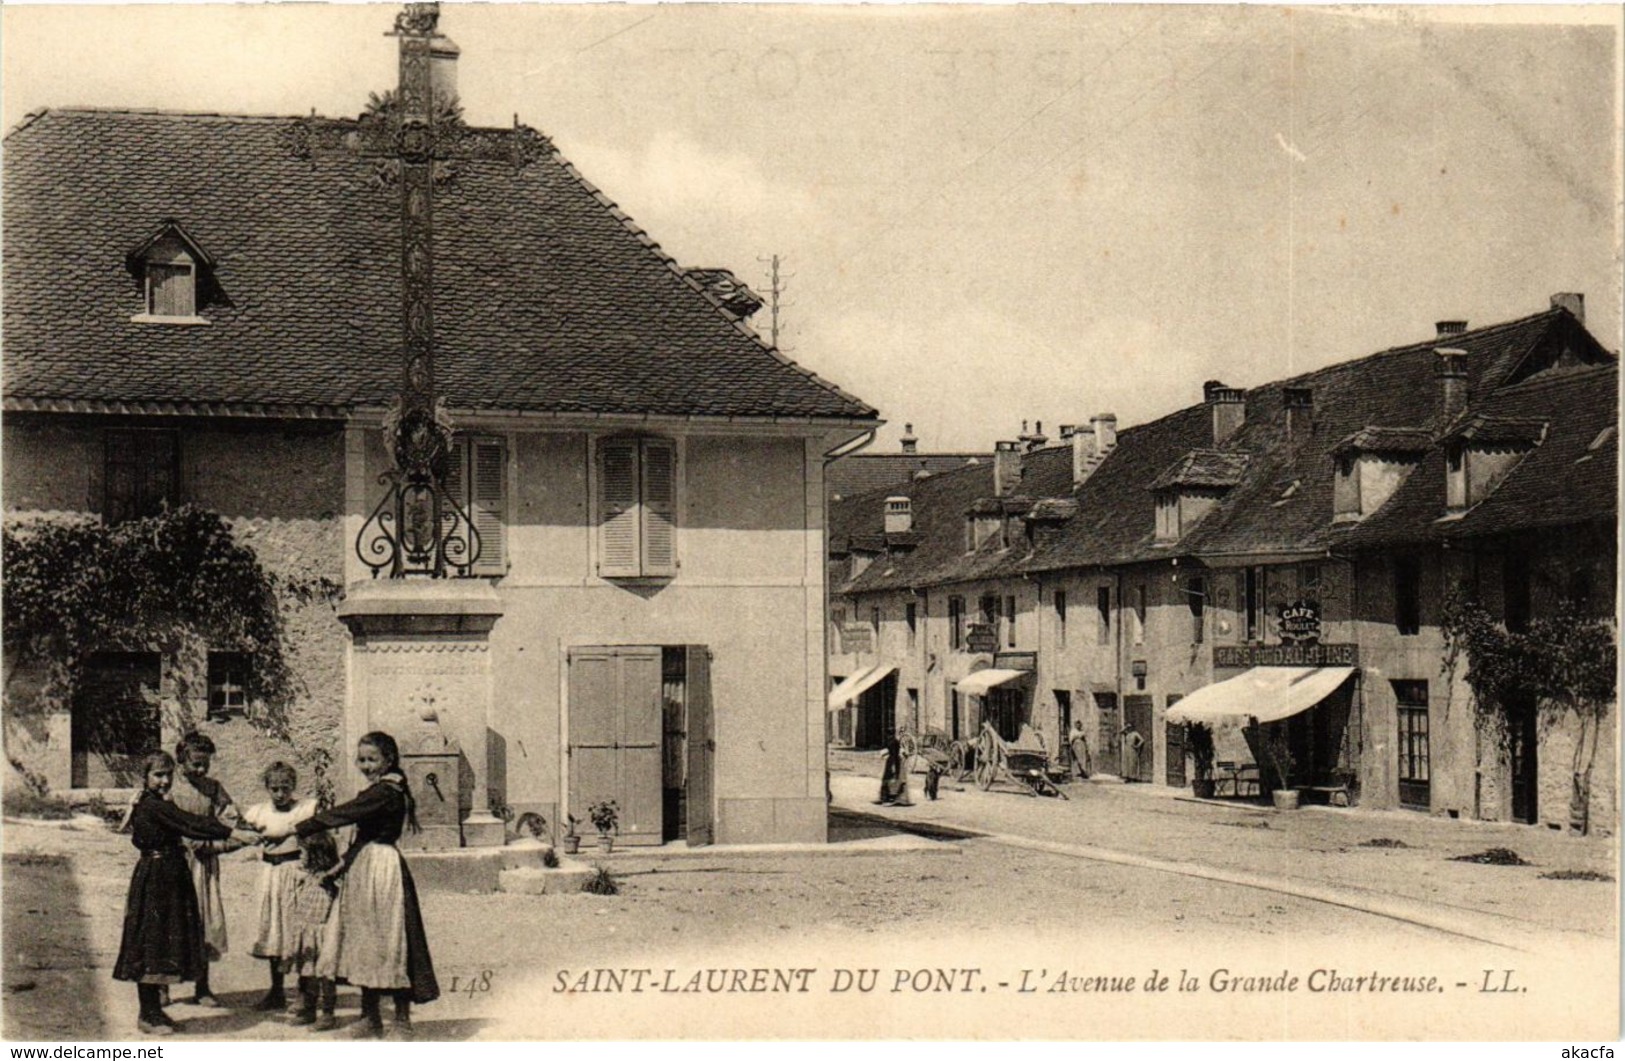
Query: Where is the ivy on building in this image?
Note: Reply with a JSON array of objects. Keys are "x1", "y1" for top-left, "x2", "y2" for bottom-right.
[
  {"x1": 3, "y1": 505, "x2": 341, "y2": 792},
  {"x1": 1441, "y1": 592, "x2": 1615, "y2": 835}
]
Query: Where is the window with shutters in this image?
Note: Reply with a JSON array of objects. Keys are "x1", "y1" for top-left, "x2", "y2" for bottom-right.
[
  {"x1": 442, "y1": 433, "x2": 508, "y2": 576},
  {"x1": 104, "y1": 429, "x2": 180, "y2": 524},
  {"x1": 128, "y1": 224, "x2": 212, "y2": 325},
  {"x1": 596, "y1": 435, "x2": 679, "y2": 579}
]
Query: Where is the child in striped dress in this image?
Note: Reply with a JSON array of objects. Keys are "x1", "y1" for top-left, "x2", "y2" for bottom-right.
[
  {"x1": 241, "y1": 762, "x2": 319, "y2": 1011},
  {"x1": 281, "y1": 831, "x2": 340, "y2": 1030},
  {"x1": 170, "y1": 733, "x2": 242, "y2": 1007}
]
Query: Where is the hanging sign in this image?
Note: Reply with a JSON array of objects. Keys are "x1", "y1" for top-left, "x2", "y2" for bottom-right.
[{"x1": 1277, "y1": 599, "x2": 1322, "y2": 644}]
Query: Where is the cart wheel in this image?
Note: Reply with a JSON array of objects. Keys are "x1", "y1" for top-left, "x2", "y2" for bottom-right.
[
  {"x1": 898, "y1": 732, "x2": 918, "y2": 762},
  {"x1": 949, "y1": 742, "x2": 969, "y2": 780},
  {"x1": 975, "y1": 759, "x2": 995, "y2": 790}
]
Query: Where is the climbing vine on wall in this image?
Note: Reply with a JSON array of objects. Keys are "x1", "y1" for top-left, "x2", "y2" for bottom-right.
[
  {"x1": 1440, "y1": 591, "x2": 1616, "y2": 835},
  {"x1": 2, "y1": 506, "x2": 341, "y2": 782}
]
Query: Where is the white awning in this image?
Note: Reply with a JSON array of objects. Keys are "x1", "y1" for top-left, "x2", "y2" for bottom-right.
[
  {"x1": 954, "y1": 669, "x2": 1032, "y2": 697},
  {"x1": 1164, "y1": 666, "x2": 1356, "y2": 726},
  {"x1": 826, "y1": 665, "x2": 895, "y2": 711}
]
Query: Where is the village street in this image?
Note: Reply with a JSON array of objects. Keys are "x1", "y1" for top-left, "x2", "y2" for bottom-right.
[{"x1": 4, "y1": 754, "x2": 1616, "y2": 1042}]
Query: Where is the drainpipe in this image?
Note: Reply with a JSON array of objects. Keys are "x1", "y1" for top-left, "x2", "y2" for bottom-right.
[{"x1": 1114, "y1": 568, "x2": 1126, "y2": 774}]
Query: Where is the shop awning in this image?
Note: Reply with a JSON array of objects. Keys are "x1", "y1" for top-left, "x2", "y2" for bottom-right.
[
  {"x1": 1164, "y1": 666, "x2": 1356, "y2": 726},
  {"x1": 826, "y1": 665, "x2": 896, "y2": 711},
  {"x1": 954, "y1": 669, "x2": 1031, "y2": 697}
]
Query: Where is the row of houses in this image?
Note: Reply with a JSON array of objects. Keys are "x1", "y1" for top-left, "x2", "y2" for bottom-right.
[{"x1": 829, "y1": 296, "x2": 1617, "y2": 833}]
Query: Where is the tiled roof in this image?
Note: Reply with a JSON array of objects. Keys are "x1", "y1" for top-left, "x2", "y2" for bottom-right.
[
  {"x1": 2, "y1": 109, "x2": 875, "y2": 422},
  {"x1": 1442, "y1": 416, "x2": 1549, "y2": 447},
  {"x1": 1343, "y1": 363, "x2": 1616, "y2": 547},
  {"x1": 1148, "y1": 449, "x2": 1250, "y2": 491},
  {"x1": 827, "y1": 453, "x2": 987, "y2": 501},
  {"x1": 1331, "y1": 427, "x2": 1435, "y2": 456},
  {"x1": 833, "y1": 303, "x2": 1615, "y2": 596}
]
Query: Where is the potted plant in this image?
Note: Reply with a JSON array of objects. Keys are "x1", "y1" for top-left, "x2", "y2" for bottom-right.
[
  {"x1": 588, "y1": 799, "x2": 619, "y2": 854},
  {"x1": 1262, "y1": 729, "x2": 1299, "y2": 810},
  {"x1": 1187, "y1": 723, "x2": 1217, "y2": 799},
  {"x1": 561, "y1": 814, "x2": 582, "y2": 855}
]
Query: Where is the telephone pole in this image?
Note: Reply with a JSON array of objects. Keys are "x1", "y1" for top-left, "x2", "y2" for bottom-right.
[{"x1": 758, "y1": 253, "x2": 792, "y2": 350}]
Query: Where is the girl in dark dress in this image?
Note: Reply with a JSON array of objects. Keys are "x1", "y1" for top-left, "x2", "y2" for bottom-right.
[
  {"x1": 113, "y1": 752, "x2": 261, "y2": 1035},
  {"x1": 281, "y1": 732, "x2": 438, "y2": 1040}
]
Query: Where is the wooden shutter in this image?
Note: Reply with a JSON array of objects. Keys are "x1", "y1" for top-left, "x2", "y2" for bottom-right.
[
  {"x1": 617, "y1": 647, "x2": 664, "y2": 845},
  {"x1": 598, "y1": 437, "x2": 641, "y2": 578},
  {"x1": 566, "y1": 646, "x2": 664, "y2": 847},
  {"x1": 148, "y1": 263, "x2": 194, "y2": 317},
  {"x1": 567, "y1": 647, "x2": 620, "y2": 829},
  {"x1": 469, "y1": 436, "x2": 506, "y2": 575},
  {"x1": 684, "y1": 645, "x2": 714, "y2": 847},
  {"x1": 639, "y1": 438, "x2": 677, "y2": 577}
]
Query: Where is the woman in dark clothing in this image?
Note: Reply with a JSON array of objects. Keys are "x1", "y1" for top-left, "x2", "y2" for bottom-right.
[
  {"x1": 280, "y1": 731, "x2": 438, "y2": 1040},
  {"x1": 114, "y1": 752, "x2": 261, "y2": 1035},
  {"x1": 878, "y1": 737, "x2": 908, "y2": 805}
]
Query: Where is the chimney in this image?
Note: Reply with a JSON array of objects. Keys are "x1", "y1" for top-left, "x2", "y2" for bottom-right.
[
  {"x1": 1205, "y1": 383, "x2": 1245, "y2": 445},
  {"x1": 1070, "y1": 423, "x2": 1098, "y2": 486},
  {"x1": 1435, "y1": 320, "x2": 1468, "y2": 338},
  {"x1": 1090, "y1": 413, "x2": 1117, "y2": 453},
  {"x1": 1021, "y1": 420, "x2": 1049, "y2": 453},
  {"x1": 1283, "y1": 387, "x2": 1313, "y2": 441},
  {"x1": 1436, "y1": 348, "x2": 1469, "y2": 423},
  {"x1": 900, "y1": 423, "x2": 918, "y2": 455},
  {"x1": 884, "y1": 496, "x2": 912, "y2": 534},
  {"x1": 429, "y1": 34, "x2": 460, "y2": 106},
  {"x1": 1550, "y1": 292, "x2": 1585, "y2": 323},
  {"x1": 993, "y1": 440, "x2": 1022, "y2": 497}
]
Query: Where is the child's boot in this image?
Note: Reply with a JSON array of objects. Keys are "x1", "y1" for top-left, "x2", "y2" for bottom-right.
[
  {"x1": 313, "y1": 980, "x2": 337, "y2": 1032},
  {"x1": 350, "y1": 988, "x2": 384, "y2": 1038},
  {"x1": 289, "y1": 977, "x2": 317, "y2": 1026},
  {"x1": 137, "y1": 985, "x2": 174, "y2": 1036},
  {"x1": 258, "y1": 968, "x2": 288, "y2": 1011},
  {"x1": 384, "y1": 991, "x2": 415, "y2": 1042}
]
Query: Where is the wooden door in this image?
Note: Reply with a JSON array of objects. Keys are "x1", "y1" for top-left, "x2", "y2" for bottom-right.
[
  {"x1": 568, "y1": 646, "x2": 664, "y2": 846},
  {"x1": 1123, "y1": 694, "x2": 1154, "y2": 782},
  {"x1": 1165, "y1": 694, "x2": 1187, "y2": 787},
  {"x1": 684, "y1": 645, "x2": 714, "y2": 847},
  {"x1": 72, "y1": 653, "x2": 161, "y2": 788},
  {"x1": 1094, "y1": 692, "x2": 1120, "y2": 776}
]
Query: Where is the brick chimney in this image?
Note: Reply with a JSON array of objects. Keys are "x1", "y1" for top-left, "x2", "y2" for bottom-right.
[
  {"x1": 1021, "y1": 420, "x2": 1049, "y2": 453},
  {"x1": 430, "y1": 34, "x2": 460, "y2": 105},
  {"x1": 1283, "y1": 387, "x2": 1313, "y2": 442},
  {"x1": 1550, "y1": 292, "x2": 1585, "y2": 323},
  {"x1": 1435, "y1": 320, "x2": 1468, "y2": 338},
  {"x1": 1091, "y1": 413, "x2": 1117, "y2": 453},
  {"x1": 1436, "y1": 348, "x2": 1469, "y2": 423},
  {"x1": 1070, "y1": 423, "x2": 1098, "y2": 486},
  {"x1": 993, "y1": 440, "x2": 1022, "y2": 497},
  {"x1": 884, "y1": 496, "x2": 912, "y2": 534},
  {"x1": 900, "y1": 423, "x2": 918, "y2": 454},
  {"x1": 1205, "y1": 382, "x2": 1245, "y2": 444}
]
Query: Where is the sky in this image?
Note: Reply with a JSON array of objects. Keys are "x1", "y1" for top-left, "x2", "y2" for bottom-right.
[{"x1": 3, "y1": 3, "x2": 1620, "y2": 451}]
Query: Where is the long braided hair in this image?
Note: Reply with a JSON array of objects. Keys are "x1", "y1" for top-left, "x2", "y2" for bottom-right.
[{"x1": 358, "y1": 731, "x2": 421, "y2": 835}]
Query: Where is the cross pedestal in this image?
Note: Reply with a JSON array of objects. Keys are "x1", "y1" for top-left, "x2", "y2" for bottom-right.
[{"x1": 337, "y1": 580, "x2": 506, "y2": 848}]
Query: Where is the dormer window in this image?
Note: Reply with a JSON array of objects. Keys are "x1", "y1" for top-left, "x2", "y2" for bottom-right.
[
  {"x1": 128, "y1": 221, "x2": 213, "y2": 325},
  {"x1": 1438, "y1": 417, "x2": 1546, "y2": 519},
  {"x1": 1330, "y1": 428, "x2": 1432, "y2": 524},
  {"x1": 1149, "y1": 450, "x2": 1248, "y2": 542}
]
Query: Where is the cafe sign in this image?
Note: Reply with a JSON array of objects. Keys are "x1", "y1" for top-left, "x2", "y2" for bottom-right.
[
  {"x1": 1277, "y1": 599, "x2": 1322, "y2": 644},
  {"x1": 966, "y1": 622, "x2": 998, "y2": 654},
  {"x1": 840, "y1": 623, "x2": 873, "y2": 654},
  {"x1": 1214, "y1": 643, "x2": 1357, "y2": 668}
]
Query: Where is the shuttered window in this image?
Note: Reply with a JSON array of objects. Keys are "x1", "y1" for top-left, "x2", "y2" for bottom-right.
[
  {"x1": 147, "y1": 263, "x2": 195, "y2": 317},
  {"x1": 445, "y1": 434, "x2": 507, "y2": 576},
  {"x1": 597, "y1": 435, "x2": 679, "y2": 578}
]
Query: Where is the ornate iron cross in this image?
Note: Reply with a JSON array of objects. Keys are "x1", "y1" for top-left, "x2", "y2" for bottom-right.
[{"x1": 298, "y1": 3, "x2": 547, "y2": 577}]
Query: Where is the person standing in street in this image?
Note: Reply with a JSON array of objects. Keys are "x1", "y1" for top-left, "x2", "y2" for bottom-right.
[
  {"x1": 1119, "y1": 723, "x2": 1145, "y2": 783},
  {"x1": 1067, "y1": 720, "x2": 1092, "y2": 781}
]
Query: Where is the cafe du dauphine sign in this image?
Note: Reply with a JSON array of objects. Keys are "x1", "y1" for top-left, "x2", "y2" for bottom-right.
[{"x1": 1212, "y1": 599, "x2": 1360, "y2": 668}]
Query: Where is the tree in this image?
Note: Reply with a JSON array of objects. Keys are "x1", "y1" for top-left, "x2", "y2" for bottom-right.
[{"x1": 1441, "y1": 592, "x2": 1616, "y2": 835}]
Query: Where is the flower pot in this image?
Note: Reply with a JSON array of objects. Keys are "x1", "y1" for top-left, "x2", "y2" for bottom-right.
[
  {"x1": 562, "y1": 835, "x2": 581, "y2": 855},
  {"x1": 1272, "y1": 789, "x2": 1300, "y2": 811},
  {"x1": 596, "y1": 834, "x2": 614, "y2": 854},
  {"x1": 1192, "y1": 778, "x2": 1217, "y2": 800}
]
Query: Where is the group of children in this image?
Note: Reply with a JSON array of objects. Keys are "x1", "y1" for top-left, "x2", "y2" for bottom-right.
[{"x1": 113, "y1": 730, "x2": 439, "y2": 1038}]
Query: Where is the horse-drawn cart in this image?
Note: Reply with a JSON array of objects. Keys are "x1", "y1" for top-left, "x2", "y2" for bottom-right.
[{"x1": 972, "y1": 722, "x2": 1069, "y2": 798}]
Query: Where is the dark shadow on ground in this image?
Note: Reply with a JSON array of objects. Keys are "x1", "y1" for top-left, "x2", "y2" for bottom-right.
[
  {"x1": 829, "y1": 808, "x2": 986, "y2": 843},
  {"x1": 3, "y1": 852, "x2": 106, "y2": 1040}
]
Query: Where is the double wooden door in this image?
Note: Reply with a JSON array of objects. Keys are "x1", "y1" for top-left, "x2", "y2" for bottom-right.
[{"x1": 568, "y1": 645, "x2": 712, "y2": 847}]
